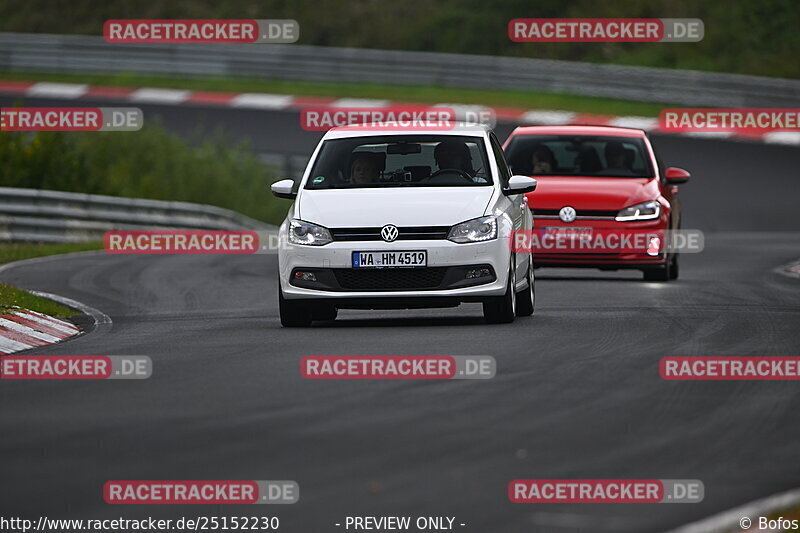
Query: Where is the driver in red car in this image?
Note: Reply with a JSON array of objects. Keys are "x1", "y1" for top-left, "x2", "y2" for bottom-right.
[
  {"x1": 603, "y1": 140, "x2": 634, "y2": 175},
  {"x1": 531, "y1": 144, "x2": 557, "y2": 174}
]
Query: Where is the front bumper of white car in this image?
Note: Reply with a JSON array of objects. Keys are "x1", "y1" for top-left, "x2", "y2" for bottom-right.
[{"x1": 278, "y1": 224, "x2": 512, "y2": 302}]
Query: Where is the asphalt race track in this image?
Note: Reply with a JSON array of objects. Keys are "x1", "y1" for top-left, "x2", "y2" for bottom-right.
[{"x1": 1, "y1": 95, "x2": 799, "y2": 532}]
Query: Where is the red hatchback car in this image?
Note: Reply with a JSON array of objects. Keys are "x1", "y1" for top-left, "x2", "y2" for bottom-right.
[{"x1": 503, "y1": 125, "x2": 690, "y2": 281}]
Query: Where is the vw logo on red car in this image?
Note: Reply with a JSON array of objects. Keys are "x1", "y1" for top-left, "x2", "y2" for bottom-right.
[{"x1": 558, "y1": 206, "x2": 577, "y2": 223}]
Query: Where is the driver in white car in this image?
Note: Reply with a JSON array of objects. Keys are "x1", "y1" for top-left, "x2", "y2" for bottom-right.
[{"x1": 434, "y1": 140, "x2": 476, "y2": 177}]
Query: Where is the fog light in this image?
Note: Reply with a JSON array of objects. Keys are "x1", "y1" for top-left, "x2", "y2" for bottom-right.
[
  {"x1": 647, "y1": 237, "x2": 661, "y2": 257},
  {"x1": 294, "y1": 271, "x2": 317, "y2": 281},
  {"x1": 466, "y1": 268, "x2": 491, "y2": 279}
]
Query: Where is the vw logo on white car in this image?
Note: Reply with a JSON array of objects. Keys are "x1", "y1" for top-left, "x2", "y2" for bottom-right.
[
  {"x1": 380, "y1": 224, "x2": 399, "y2": 242},
  {"x1": 559, "y1": 206, "x2": 577, "y2": 223}
]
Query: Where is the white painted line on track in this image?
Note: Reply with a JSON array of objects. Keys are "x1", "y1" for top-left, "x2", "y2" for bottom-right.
[
  {"x1": 521, "y1": 110, "x2": 577, "y2": 125},
  {"x1": 129, "y1": 88, "x2": 191, "y2": 104},
  {"x1": 607, "y1": 116, "x2": 659, "y2": 130},
  {"x1": 27, "y1": 82, "x2": 88, "y2": 98},
  {"x1": 29, "y1": 291, "x2": 112, "y2": 327},
  {"x1": 330, "y1": 98, "x2": 390, "y2": 108},
  {"x1": 230, "y1": 93, "x2": 294, "y2": 109}
]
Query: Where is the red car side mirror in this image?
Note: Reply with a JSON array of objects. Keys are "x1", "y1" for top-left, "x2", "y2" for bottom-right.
[{"x1": 664, "y1": 167, "x2": 691, "y2": 184}]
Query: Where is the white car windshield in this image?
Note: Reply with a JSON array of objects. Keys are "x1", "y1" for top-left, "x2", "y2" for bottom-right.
[{"x1": 305, "y1": 135, "x2": 493, "y2": 189}]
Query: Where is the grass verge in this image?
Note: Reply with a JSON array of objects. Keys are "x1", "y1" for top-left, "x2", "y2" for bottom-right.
[
  {"x1": 1, "y1": 71, "x2": 670, "y2": 117},
  {"x1": 0, "y1": 242, "x2": 102, "y2": 318},
  {"x1": 0, "y1": 282, "x2": 75, "y2": 318},
  {"x1": 0, "y1": 241, "x2": 102, "y2": 266}
]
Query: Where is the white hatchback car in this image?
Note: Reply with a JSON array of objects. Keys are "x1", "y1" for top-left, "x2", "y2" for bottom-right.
[{"x1": 271, "y1": 124, "x2": 537, "y2": 326}]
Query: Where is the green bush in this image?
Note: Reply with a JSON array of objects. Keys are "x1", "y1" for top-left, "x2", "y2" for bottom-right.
[{"x1": 0, "y1": 125, "x2": 290, "y2": 224}]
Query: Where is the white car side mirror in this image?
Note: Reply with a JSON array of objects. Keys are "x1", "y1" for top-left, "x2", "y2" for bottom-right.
[
  {"x1": 503, "y1": 175, "x2": 537, "y2": 196},
  {"x1": 271, "y1": 178, "x2": 297, "y2": 199}
]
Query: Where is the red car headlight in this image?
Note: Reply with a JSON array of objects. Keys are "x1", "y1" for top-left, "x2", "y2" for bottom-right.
[{"x1": 615, "y1": 201, "x2": 661, "y2": 221}]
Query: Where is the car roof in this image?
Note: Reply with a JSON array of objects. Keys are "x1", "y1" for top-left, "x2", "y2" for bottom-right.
[
  {"x1": 323, "y1": 122, "x2": 491, "y2": 140},
  {"x1": 509, "y1": 125, "x2": 646, "y2": 138}
]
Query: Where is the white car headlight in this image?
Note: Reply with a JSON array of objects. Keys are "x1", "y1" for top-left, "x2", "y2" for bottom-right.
[
  {"x1": 615, "y1": 201, "x2": 661, "y2": 221},
  {"x1": 448, "y1": 216, "x2": 497, "y2": 243},
  {"x1": 288, "y1": 219, "x2": 332, "y2": 246}
]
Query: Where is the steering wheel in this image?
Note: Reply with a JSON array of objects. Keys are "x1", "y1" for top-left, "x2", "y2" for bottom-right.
[{"x1": 429, "y1": 168, "x2": 474, "y2": 182}]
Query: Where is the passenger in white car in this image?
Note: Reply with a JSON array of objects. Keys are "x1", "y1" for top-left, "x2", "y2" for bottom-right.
[{"x1": 349, "y1": 152, "x2": 384, "y2": 184}]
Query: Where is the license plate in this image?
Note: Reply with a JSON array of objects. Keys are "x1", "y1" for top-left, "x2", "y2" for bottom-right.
[
  {"x1": 352, "y1": 250, "x2": 427, "y2": 268},
  {"x1": 543, "y1": 226, "x2": 593, "y2": 238}
]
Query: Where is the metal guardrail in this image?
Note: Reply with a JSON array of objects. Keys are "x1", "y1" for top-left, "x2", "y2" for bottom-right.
[
  {"x1": 0, "y1": 187, "x2": 270, "y2": 243},
  {"x1": 1, "y1": 32, "x2": 799, "y2": 107}
]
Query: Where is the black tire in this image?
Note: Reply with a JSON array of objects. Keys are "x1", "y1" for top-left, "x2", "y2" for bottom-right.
[
  {"x1": 483, "y1": 260, "x2": 516, "y2": 324},
  {"x1": 668, "y1": 253, "x2": 679, "y2": 280},
  {"x1": 515, "y1": 259, "x2": 535, "y2": 317},
  {"x1": 643, "y1": 257, "x2": 670, "y2": 282},
  {"x1": 671, "y1": 216, "x2": 681, "y2": 280},
  {"x1": 311, "y1": 304, "x2": 338, "y2": 321},
  {"x1": 279, "y1": 285, "x2": 313, "y2": 327}
]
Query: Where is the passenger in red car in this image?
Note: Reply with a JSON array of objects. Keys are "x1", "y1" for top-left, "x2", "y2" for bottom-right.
[{"x1": 531, "y1": 145, "x2": 557, "y2": 174}]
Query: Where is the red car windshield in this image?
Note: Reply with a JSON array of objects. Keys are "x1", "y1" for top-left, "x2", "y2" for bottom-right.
[{"x1": 505, "y1": 135, "x2": 655, "y2": 178}]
